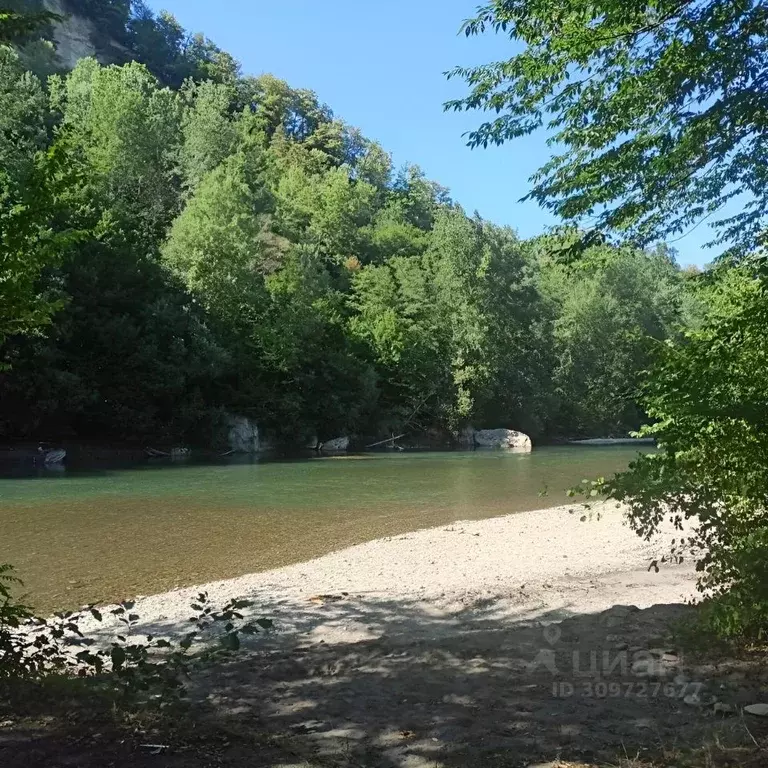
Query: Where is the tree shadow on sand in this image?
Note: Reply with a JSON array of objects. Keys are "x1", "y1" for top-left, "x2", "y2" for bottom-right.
[
  {"x1": 3, "y1": 598, "x2": 768, "y2": 767},
  {"x1": 191, "y1": 596, "x2": 768, "y2": 766}
]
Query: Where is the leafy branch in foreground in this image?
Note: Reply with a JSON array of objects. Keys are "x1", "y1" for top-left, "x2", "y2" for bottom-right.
[
  {"x1": 447, "y1": 0, "x2": 768, "y2": 257},
  {"x1": 0, "y1": 563, "x2": 33, "y2": 676},
  {"x1": 0, "y1": 8, "x2": 61, "y2": 44},
  {"x1": 0, "y1": 564, "x2": 272, "y2": 704},
  {"x1": 575, "y1": 265, "x2": 768, "y2": 639}
]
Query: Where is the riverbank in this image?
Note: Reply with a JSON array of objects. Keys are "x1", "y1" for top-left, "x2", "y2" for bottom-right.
[
  {"x1": 77, "y1": 500, "x2": 697, "y2": 643},
  {"x1": 13, "y1": 502, "x2": 768, "y2": 768},
  {"x1": 0, "y1": 447, "x2": 656, "y2": 612}
]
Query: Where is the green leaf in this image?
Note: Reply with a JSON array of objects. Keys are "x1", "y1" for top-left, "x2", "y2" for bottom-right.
[
  {"x1": 110, "y1": 645, "x2": 126, "y2": 671},
  {"x1": 219, "y1": 632, "x2": 240, "y2": 651}
]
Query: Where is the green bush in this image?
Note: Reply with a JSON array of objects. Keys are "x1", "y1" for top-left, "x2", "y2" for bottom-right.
[
  {"x1": 0, "y1": 563, "x2": 272, "y2": 704},
  {"x1": 587, "y1": 267, "x2": 768, "y2": 640},
  {"x1": 0, "y1": 563, "x2": 35, "y2": 678}
]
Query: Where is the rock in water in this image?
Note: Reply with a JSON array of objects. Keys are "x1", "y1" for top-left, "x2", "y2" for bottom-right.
[
  {"x1": 745, "y1": 703, "x2": 768, "y2": 717},
  {"x1": 472, "y1": 429, "x2": 532, "y2": 451},
  {"x1": 42, "y1": 448, "x2": 66, "y2": 465},
  {"x1": 320, "y1": 436, "x2": 350, "y2": 452},
  {"x1": 227, "y1": 415, "x2": 260, "y2": 454}
]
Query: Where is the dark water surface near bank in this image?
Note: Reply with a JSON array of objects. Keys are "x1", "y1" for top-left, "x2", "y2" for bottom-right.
[{"x1": 0, "y1": 447, "x2": 648, "y2": 611}]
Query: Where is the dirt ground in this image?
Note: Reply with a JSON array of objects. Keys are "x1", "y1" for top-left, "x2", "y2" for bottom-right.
[{"x1": 3, "y1": 598, "x2": 768, "y2": 767}]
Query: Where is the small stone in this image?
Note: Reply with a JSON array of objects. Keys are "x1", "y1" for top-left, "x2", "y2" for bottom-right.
[
  {"x1": 615, "y1": 642, "x2": 629, "y2": 651},
  {"x1": 744, "y1": 703, "x2": 768, "y2": 717},
  {"x1": 684, "y1": 694, "x2": 702, "y2": 706},
  {"x1": 713, "y1": 702, "x2": 735, "y2": 716}
]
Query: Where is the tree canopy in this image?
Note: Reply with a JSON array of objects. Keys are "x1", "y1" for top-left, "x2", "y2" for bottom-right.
[
  {"x1": 447, "y1": 0, "x2": 768, "y2": 257},
  {"x1": 0, "y1": 4, "x2": 698, "y2": 450},
  {"x1": 0, "y1": 7, "x2": 60, "y2": 44}
]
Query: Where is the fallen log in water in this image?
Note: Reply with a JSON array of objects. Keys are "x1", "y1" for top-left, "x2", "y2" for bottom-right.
[{"x1": 365, "y1": 434, "x2": 407, "y2": 449}]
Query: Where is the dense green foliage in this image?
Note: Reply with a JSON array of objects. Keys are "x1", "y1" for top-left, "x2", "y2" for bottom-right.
[
  {"x1": 448, "y1": 0, "x2": 768, "y2": 258},
  {"x1": 566, "y1": 261, "x2": 768, "y2": 638},
  {"x1": 452, "y1": 0, "x2": 768, "y2": 637},
  {"x1": 1, "y1": 561, "x2": 270, "y2": 701},
  {"x1": 0, "y1": 4, "x2": 697, "y2": 447},
  {"x1": 0, "y1": 7, "x2": 60, "y2": 44},
  {"x1": 535, "y1": 241, "x2": 692, "y2": 436},
  {"x1": 596, "y1": 265, "x2": 768, "y2": 637},
  {"x1": 0, "y1": 43, "x2": 76, "y2": 346}
]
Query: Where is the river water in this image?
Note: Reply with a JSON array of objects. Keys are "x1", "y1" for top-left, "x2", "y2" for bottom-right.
[{"x1": 0, "y1": 447, "x2": 648, "y2": 611}]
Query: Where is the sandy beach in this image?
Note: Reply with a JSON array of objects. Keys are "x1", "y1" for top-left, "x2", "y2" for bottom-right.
[
  {"x1": 77, "y1": 500, "x2": 698, "y2": 643},
  {"x1": 23, "y1": 502, "x2": 758, "y2": 768}
]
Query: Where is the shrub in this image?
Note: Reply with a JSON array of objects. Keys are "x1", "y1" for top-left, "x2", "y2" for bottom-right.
[
  {"x1": 577, "y1": 267, "x2": 768, "y2": 640},
  {"x1": 0, "y1": 563, "x2": 272, "y2": 704}
]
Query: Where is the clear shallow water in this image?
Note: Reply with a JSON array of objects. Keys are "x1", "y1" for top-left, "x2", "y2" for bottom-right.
[{"x1": 0, "y1": 447, "x2": 647, "y2": 611}]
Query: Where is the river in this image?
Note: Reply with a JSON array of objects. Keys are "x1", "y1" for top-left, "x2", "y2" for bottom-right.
[{"x1": 0, "y1": 446, "x2": 648, "y2": 612}]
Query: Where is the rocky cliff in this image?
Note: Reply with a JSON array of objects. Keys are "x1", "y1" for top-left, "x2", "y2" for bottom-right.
[{"x1": 43, "y1": 0, "x2": 130, "y2": 68}]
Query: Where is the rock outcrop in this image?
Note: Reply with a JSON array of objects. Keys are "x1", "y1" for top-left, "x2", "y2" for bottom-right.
[
  {"x1": 41, "y1": 0, "x2": 132, "y2": 70},
  {"x1": 227, "y1": 416, "x2": 260, "y2": 454},
  {"x1": 320, "y1": 436, "x2": 350, "y2": 453},
  {"x1": 472, "y1": 428, "x2": 532, "y2": 452},
  {"x1": 458, "y1": 426, "x2": 476, "y2": 449},
  {"x1": 44, "y1": 0, "x2": 98, "y2": 68}
]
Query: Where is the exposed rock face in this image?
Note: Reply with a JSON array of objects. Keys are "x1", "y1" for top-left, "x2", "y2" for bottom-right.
[
  {"x1": 42, "y1": 0, "x2": 132, "y2": 69},
  {"x1": 458, "y1": 426, "x2": 476, "y2": 449},
  {"x1": 227, "y1": 416, "x2": 260, "y2": 454},
  {"x1": 43, "y1": 0, "x2": 98, "y2": 68},
  {"x1": 473, "y1": 429, "x2": 532, "y2": 452},
  {"x1": 320, "y1": 436, "x2": 350, "y2": 453}
]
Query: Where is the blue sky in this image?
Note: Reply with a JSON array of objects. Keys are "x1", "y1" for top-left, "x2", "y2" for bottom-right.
[{"x1": 147, "y1": 0, "x2": 714, "y2": 267}]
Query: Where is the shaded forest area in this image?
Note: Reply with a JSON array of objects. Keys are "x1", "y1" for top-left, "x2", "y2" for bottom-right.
[{"x1": 1, "y1": 0, "x2": 704, "y2": 449}]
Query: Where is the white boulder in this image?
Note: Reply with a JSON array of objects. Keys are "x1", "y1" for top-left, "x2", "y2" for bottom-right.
[
  {"x1": 473, "y1": 429, "x2": 532, "y2": 452},
  {"x1": 320, "y1": 436, "x2": 350, "y2": 452}
]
